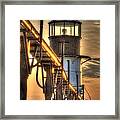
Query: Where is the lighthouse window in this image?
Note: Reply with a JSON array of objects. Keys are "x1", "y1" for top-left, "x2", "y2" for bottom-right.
[
  {"x1": 70, "y1": 26, "x2": 72, "y2": 35},
  {"x1": 49, "y1": 21, "x2": 80, "y2": 36},
  {"x1": 70, "y1": 26, "x2": 74, "y2": 36},
  {"x1": 61, "y1": 26, "x2": 65, "y2": 35},
  {"x1": 64, "y1": 26, "x2": 72, "y2": 36},
  {"x1": 60, "y1": 27, "x2": 61, "y2": 35},
  {"x1": 75, "y1": 25, "x2": 79, "y2": 36},
  {"x1": 55, "y1": 26, "x2": 60, "y2": 36}
]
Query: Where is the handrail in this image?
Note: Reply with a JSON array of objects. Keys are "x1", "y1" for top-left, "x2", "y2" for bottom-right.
[
  {"x1": 21, "y1": 20, "x2": 82, "y2": 100},
  {"x1": 21, "y1": 20, "x2": 61, "y2": 66}
]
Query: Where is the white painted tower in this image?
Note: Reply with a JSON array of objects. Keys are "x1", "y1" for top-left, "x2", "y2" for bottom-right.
[{"x1": 48, "y1": 20, "x2": 82, "y2": 88}]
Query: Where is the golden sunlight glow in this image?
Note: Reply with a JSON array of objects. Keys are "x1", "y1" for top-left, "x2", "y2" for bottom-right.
[{"x1": 27, "y1": 58, "x2": 45, "y2": 100}]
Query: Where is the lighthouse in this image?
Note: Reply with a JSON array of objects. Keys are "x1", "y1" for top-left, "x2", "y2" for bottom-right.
[{"x1": 48, "y1": 20, "x2": 82, "y2": 93}]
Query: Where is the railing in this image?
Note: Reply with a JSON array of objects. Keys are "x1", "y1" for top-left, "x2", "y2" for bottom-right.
[{"x1": 20, "y1": 20, "x2": 82, "y2": 100}]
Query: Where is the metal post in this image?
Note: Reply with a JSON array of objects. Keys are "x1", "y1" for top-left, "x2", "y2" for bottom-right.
[
  {"x1": 44, "y1": 65, "x2": 52, "y2": 100},
  {"x1": 54, "y1": 21, "x2": 55, "y2": 36},
  {"x1": 74, "y1": 22, "x2": 75, "y2": 36},
  {"x1": 39, "y1": 20, "x2": 43, "y2": 61},
  {"x1": 20, "y1": 31, "x2": 29, "y2": 100},
  {"x1": 67, "y1": 60, "x2": 70, "y2": 83},
  {"x1": 70, "y1": 26, "x2": 72, "y2": 35},
  {"x1": 82, "y1": 85, "x2": 84, "y2": 100},
  {"x1": 60, "y1": 26, "x2": 61, "y2": 35},
  {"x1": 50, "y1": 62, "x2": 53, "y2": 94},
  {"x1": 41, "y1": 62, "x2": 45, "y2": 93},
  {"x1": 76, "y1": 74, "x2": 79, "y2": 100},
  {"x1": 78, "y1": 23, "x2": 81, "y2": 37},
  {"x1": 61, "y1": 41, "x2": 64, "y2": 100},
  {"x1": 67, "y1": 60, "x2": 70, "y2": 99},
  {"x1": 49, "y1": 23, "x2": 50, "y2": 37},
  {"x1": 20, "y1": 32, "x2": 27, "y2": 100},
  {"x1": 61, "y1": 41, "x2": 64, "y2": 70},
  {"x1": 39, "y1": 20, "x2": 45, "y2": 92},
  {"x1": 63, "y1": 21, "x2": 65, "y2": 34},
  {"x1": 23, "y1": 31, "x2": 30, "y2": 73}
]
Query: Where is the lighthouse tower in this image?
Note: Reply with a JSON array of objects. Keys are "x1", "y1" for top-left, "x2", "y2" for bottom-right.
[{"x1": 48, "y1": 20, "x2": 82, "y2": 90}]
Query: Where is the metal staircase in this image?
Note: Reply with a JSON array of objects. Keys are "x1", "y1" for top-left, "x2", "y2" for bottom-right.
[{"x1": 20, "y1": 20, "x2": 83, "y2": 100}]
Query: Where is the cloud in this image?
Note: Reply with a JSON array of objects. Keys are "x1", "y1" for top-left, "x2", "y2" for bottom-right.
[{"x1": 82, "y1": 59, "x2": 100, "y2": 78}]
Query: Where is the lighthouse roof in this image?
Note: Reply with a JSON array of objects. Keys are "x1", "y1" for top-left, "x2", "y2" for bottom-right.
[{"x1": 48, "y1": 20, "x2": 81, "y2": 26}]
